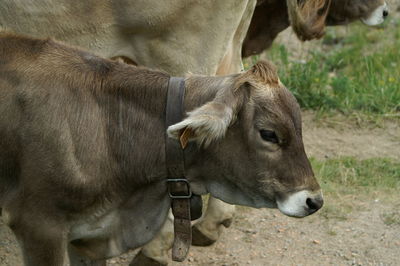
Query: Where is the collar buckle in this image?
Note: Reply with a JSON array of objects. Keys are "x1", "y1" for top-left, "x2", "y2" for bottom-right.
[{"x1": 167, "y1": 178, "x2": 192, "y2": 199}]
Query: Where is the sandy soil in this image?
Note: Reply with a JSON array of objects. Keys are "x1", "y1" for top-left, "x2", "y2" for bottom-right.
[
  {"x1": 174, "y1": 203, "x2": 400, "y2": 266},
  {"x1": 302, "y1": 112, "x2": 400, "y2": 160}
]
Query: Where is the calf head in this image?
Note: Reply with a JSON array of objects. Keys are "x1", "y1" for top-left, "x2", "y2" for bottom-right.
[{"x1": 168, "y1": 61, "x2": 323, "y2": 217}]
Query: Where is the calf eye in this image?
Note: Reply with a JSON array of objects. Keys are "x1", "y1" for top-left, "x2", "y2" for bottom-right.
[{"x1": 260, "y1": 130, "x2": 279, "y2": 143}]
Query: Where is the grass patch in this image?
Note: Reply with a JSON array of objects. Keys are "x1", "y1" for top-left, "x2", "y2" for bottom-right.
[
  {"x1": 382, "y1": 211, "x2": 400, "y2": 226},
  {"x1": 310, "y1": 157, "x2": 400, "y2": 220},
  {"x1": 312, "y1": 157, "x2": 400, "y2": 193},
  {"x1": 246, "y1": 17, "x2": 400, "y2": 115},
  {"x1": 318, "y1": 204, "x2": 352, "y2": 221},
  {"x1": 326, "y1": 228, "x2": 337, "y2": 236}
]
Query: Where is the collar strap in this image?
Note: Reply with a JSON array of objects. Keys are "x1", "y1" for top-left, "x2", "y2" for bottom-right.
[{"x1": 165, "y1": 77, "x2": 202, "y2": 262}]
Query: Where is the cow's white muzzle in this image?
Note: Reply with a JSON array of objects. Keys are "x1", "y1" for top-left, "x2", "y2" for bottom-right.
[
  {"x1": 277, "y1": 190, "x2": 323, "y2": 217},
  {"x1": 361, "y1": 2, "x2": 389, "y2": 26}
]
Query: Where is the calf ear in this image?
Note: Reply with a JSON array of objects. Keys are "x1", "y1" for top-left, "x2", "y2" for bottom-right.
[{"x1": 167, "y1": 101, "x2": 234, "y2": 147}]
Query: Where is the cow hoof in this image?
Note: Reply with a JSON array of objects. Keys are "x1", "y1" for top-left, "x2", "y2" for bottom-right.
[
  {"x1": 221, "y1": 218, "x2": 233, "y2": 228},
  {"x1": 191, "y1": 226, "x2": 216, "y2": 246},
  {"x1": 129, "y1": 251, "x2": 166, "y2": 266}
]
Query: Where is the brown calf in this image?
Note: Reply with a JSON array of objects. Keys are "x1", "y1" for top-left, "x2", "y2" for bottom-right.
[{"x1": 0, "y1": 33, "x2": 322, "y2": 265}]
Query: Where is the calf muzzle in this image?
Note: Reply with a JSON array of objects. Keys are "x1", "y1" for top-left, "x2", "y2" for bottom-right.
[{"x1": 277, "y1": 190, "x2": 324, "y2": 218}]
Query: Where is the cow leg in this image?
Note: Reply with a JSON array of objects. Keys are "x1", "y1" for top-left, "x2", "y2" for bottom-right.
[
  {"x1": 130, "y1": 198, "x2": 235, "y2": 266},
  {"x1": 130, "y1": 210, "x2": 174, "y2": 266},
  {"x1": 192, "y1": 196, "x2": 235, "y2": 246},
  {"x1": 68, "y1": 245, "x2": 107, "y2": 266},
  {"x1": 10, "y1": 217, "x2": 66, "y2": 266},
  {"x1": 190, "y1": 0, "x2": 256, "y2": 248}
]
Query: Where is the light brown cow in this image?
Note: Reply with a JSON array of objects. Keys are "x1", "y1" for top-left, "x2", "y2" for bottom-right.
[
  {"x1": 243, "y1": 0, "x2": 389, "y2": 57},
  {"x1": 0, "y1": 33, "x2": 323, "y2": 266},
  {"x1": 0, "y1": 2, "x2": 257, "y2": 263},
  {"x1": 0, "y1": 1, "x2": 330, "y2": 264},
  {"x1": 0, "y1": 0, "x2": 257, "y2": 75}
]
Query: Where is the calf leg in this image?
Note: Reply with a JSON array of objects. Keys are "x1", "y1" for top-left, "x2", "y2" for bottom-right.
[
  {"x1": 130, "y1": 210, "x2": 174, "y2": 266},
  {"x1": 68, "y1": 244, "x2": 107, "y2": 266},
  {"x1": 192, "y1": 196, "x2": 235, "y2": 246}
]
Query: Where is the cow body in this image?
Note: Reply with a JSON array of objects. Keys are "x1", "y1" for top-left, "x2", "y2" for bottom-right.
[
  {"x1": 0, "y1": 0, "x2": 256, "y2": 75},
  {"x1": 0, "y1": 34, "x2": 322, "y2": 266}
]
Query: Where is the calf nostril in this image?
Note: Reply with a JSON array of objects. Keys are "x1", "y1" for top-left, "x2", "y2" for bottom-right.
[
  {"x1": 306, "y1": 197, "x2": 323, "y2": 210},
  {"x1": 383, "y1": 10, "x2": 389, "y2": 17}
]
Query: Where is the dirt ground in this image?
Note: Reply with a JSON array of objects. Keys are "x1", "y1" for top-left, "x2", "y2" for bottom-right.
[{"x1": 0, "y1": 112, "x2": 398, "y2": 266}]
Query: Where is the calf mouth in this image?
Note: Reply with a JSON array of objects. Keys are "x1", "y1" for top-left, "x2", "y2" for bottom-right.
[{"x1": 276, "y1": 190, "x2": 324, "y2": 218}]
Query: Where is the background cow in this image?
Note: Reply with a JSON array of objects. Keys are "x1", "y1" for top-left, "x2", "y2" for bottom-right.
[
  {"x1": 243, "y1": 0, "x2": 389, "y2": 57},
  {"x1": 0, "y1": 33, "x2": 323, "y2": 266}
]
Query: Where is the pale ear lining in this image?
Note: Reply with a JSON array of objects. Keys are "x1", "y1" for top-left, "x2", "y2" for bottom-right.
[{"x1": 167, "y1": 102, "x2": 234, "y2": 147}]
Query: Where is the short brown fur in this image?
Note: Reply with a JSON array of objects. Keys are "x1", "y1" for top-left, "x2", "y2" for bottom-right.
[
  {"x1": 0, "y1": 33, "x2": 320, "y2": 265},
  {"x1": 237, "y1": 60, "x2": 279, "y2": 86}
]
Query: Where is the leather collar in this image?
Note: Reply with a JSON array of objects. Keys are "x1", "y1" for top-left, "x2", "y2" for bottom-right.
[{"x1": 165, "y1": 77, "x2": 202, "y2": 262}]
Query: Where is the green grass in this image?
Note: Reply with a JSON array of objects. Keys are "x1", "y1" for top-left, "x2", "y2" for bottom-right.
[
  {"x1": 309, "y1": 157, "x2": 400, "y2": 221},
  {"x1": 382, "y1": 211, "x2": 400, "y2": 226},
  {"x1": 248, "y1": 18, "x2": 400, "y2": 115},
  {"x1": 312, "y1": 157, "x2": 400, "y2": 193},
  {"x1": 318, "y1": 204, "x2": 352, "y2": 221}
]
